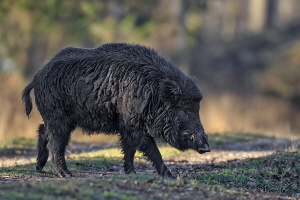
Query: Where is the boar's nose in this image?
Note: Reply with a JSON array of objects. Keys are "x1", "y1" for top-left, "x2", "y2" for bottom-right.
[{"x1": 198, "y1": 144, "x2": 211, "y2": 154}]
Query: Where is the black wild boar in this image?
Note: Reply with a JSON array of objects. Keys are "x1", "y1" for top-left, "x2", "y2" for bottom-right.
[{"x1": 22, "y1": 43, "x2": 210, "y2": 178}]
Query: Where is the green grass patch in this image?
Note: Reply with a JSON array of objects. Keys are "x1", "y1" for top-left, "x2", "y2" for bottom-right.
[
  {"x1": 209, "y1": 132, "x2": 266, "y2": 146},
  {"x1": 195, "y1": 150, "x2": 300, "y2": 196},
  {"x1": 0, "y1": 177, "x2": 139, "y2": 200},
  {"x1": 0, "y1": 174, "x2": 268, "y2": 200},
  {"x1": 0, "y1": 162, "x2": 56, "y2": 178},
  {"x1": 0, "y1": 138, "x2": 36, "y2": 149},
  {"x1": 76, "y1": 145, "x2": 183, "y2": 160},
  {"x1": 0, "y1": 157, "x2": 123, "y2": 179}
]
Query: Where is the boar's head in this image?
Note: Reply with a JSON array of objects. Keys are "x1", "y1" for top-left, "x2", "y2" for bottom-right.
[{"x1": 157, "y1": 78, "x2": 210, "y2": 154}]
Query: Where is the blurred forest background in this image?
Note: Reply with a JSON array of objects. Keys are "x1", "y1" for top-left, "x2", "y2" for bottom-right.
[{"x1": 1, "y1": 0, "x2": 300, "y2": 142}]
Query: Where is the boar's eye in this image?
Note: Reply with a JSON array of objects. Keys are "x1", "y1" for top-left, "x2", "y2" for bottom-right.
[
  {"x1": 183, "y1": 132, "x2": 195, "y2": 142},
  {"x1": 190, "y1": 134, "x2": 195, "y2": 142}
]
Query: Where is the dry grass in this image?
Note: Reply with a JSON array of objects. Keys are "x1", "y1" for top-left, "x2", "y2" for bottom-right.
[
  {"x1": 0, "y1": 73, "x2": 42, "y2": 141},
  {"x1": 201, "y1": 93, "x2": 299, "y2": 137}
]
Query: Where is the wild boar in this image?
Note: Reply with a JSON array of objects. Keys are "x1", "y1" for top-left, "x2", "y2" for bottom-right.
[{"x1": 22, "y1": 43, "x2": 210, "y2": 178}]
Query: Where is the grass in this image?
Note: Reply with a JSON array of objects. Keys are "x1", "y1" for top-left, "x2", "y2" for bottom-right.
[
  {"x1": 1, "y1": 132, "x2": 299, "y2": 199},
  {"x1": 0, "y1": 156, "x2": 123, "y2": 178},
  {"x1": 76, "y1": 145, "x2": 183, "y2": 160},
  {"x1": 208, "y1": 132, "x2": 267, "y2": 146},
  {"x1": 0, "y1": 178, "x2": 139, "y2": 200},
  {"x1": 195, "y1": 150, "x2": 300, "y2": 196},
  {"x1": 0, "y1": 138, "x2": 37, "y2": 149},
  {"x1": 211, "y1": 132, "x2": 266, "y2": 142},
  {"x1": 0, "y1": 172, "x2": 284, "y2": 200},
  {"x1": 1, "y1": 165, "x2": 298, "y2": 199}
]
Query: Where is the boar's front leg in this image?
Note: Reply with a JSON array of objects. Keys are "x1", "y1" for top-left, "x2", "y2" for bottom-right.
[{"x1": 139, "y1": 137, "x2": 173, "y2": 178}]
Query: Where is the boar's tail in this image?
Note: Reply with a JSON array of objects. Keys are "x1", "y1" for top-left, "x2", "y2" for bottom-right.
[{"x1": 22, "y1": 81, "x2": 34, "y2": 118}]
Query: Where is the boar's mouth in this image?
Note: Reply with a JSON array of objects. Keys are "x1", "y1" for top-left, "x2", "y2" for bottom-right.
[{"x1": 197, "y1": 144, "x2": 211, "y2": 154}]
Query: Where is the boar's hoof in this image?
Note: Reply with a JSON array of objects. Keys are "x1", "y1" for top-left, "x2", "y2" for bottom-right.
[
  {"x1": 125, "y1": 169, "x2": 136, "y2": 174},
  {"x1": 58, "y1": 170, "x2": 73, "y2": 178},
  {"x1": 162, "y1": 171, "x2": 174, "y2": 179},
  {"x1": 124, "y1": 165, "x2": 136, "y2": 174},
  {"x1": 36, "y1": 166, "x2": 46, "y2": 174}
]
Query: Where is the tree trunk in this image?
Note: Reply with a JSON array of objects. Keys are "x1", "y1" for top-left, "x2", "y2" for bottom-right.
[
  {"x1": 24, "y1": 31, "x2": 48, "y2": 79},
  {"x1": 265, "y1": 0, "x2": 278, "y2": 30}
]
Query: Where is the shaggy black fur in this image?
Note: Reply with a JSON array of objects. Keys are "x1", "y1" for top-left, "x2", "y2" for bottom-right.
[{"x1": 22, "y1": 43, "x2": 210, "y2": 178}]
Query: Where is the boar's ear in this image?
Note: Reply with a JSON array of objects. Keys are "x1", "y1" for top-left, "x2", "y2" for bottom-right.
[{"x1": 159, "y1": 79, "x2": 182, "y2": 103}]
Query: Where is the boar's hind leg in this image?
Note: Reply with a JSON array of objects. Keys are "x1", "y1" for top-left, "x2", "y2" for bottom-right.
[
  {"x1": 36, "y1": 124, "x2": 49, "y2": 173},
  {"x1": 46, "y1": 120, "x2": 74, "y2": 177},
  {"x1": 123, "y1": 147, "x2": 136, "y2": 174},
  {"x1": 139, "y1": 137, "x2": 173, "y2": 178},
  {"x1": 120, "y1": 135, "x2": 137, "y2": 174}
]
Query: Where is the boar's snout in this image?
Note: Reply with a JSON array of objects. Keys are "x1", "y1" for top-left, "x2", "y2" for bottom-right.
[
  {"x1": 198, "y1": 144, "x2": 211, "y2": 154},
  {"x1": 196, "y1": 132, "x2": 210, "y2": 154}
]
